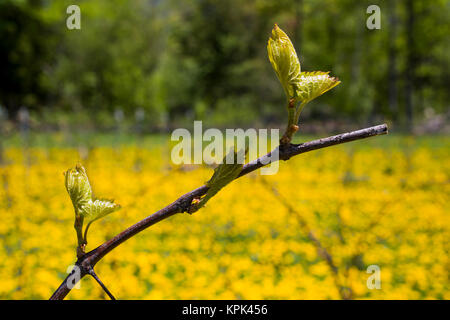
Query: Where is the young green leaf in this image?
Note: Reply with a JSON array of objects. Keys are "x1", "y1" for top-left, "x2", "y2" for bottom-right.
[
  {"x1": 80, "y1": 199, "x2": 120, "y2": 246},
  {"x1": 81, "y1": 199, "x2": 121, "y2": 225},
  {"x1": 64, "y1": 163, "x2": 121, "y2": 252},
  {"x1": 64, "y1": 163, "x2": 92, "y2": 215},
  {"x1": 188, "y1": 148, "x2": 246, "y2": 213},
  {"x1": 267, "y1": 24, "x2": 301, "y2": 100},
  {"x1": 295, "y1": 71, "x2": 341, "y2": 106},
  {"x1": 267, "y1": 25, "x2": 341, "y2": 144}
]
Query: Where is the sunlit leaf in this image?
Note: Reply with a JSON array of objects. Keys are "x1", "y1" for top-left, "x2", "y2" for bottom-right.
[
  {"x1": 267, "y1": 24, "x2": 301, "y2": 99},
  {"x1": 189, "y1": 148, "x2": 246, "y2": 213},
  {"x1": 294, "y1": 71, "x2": 341, "y2": 105},
  {"x1": 64, "y1": 163, "x2": 92, "y2": 215},
  {"x1": 81, "y1": 199, "x2": 121, "y2": 225}
]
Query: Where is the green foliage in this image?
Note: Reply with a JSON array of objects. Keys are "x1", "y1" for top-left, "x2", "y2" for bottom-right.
[
  {"x1": 1, "y1": 0, "x2": 448, "y2": 128},
  {"x1": 0, "y1": 0, "x2": 57, "y2": 117},
  {"x1": 295, "y1": 71, "x2": 341, "y2": 106},
  {"x1": 267, "y1": 25, "x2": 340, "y2": 108},
  {"x1": 189, "y1": 148, "x2": 246, "y2": 213},
  {"x1": 64, "y1": 163, "x2": 120, "y2": 247},
  {"x1": 64, "y1": 164, "x2": 92, "y2": 215},
  {"x1": 82, "y1": 199, "x2": 120, "y2": 226},
  {"x1": 267, "y1": 25, "x2": 340, "y2": 142},
  {"x1": 267, "y1": 24, "x2": 302, "y2": 100}
]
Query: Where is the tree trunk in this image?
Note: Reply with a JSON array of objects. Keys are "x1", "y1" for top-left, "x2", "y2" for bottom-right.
[
  {"x1": 388, "y1": 0, "x2": 398, "y2": 122},
  {"x1": 405, "y1": 0, "x2": 415, "y2": 132}
]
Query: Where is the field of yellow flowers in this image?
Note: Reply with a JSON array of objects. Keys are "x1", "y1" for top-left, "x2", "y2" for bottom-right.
[{"x1": 0, "y1": 134, "x2": 449, "y2": 299}]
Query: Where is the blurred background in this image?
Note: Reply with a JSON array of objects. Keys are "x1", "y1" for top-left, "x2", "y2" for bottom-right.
[
  {"x1": 0, "y1": 0, "x2": 449, "y2": 300},
  {"x1": 0, "y1": 0, "x2": 449, "y2": 134}
]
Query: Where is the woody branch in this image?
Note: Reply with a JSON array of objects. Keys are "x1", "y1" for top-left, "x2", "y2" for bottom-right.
[{"x1": 50, "y1": 123, "x2": 388, "y2": 300}]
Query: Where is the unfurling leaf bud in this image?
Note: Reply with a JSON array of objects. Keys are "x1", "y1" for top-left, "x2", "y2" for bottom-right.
[
  {"x1": 64, "y1": 163, "x2": 92, "y2": 215},
  {"x1": 267, "y1": 24, "x2": 341, "y2": 144},
  {"x1": 188, "y1": 148, "x2": 246, "y2": 214},
  {"x1": 82, "y1": 199, "x2": 120, "y2": 225},
  {"x1": 267, "y1": 24, "x2": 301, "y2": 100},
  {"x1": 295, "y1": 71, "x2": 341, "y2": 106},
  {"x1": 64, "y1": 163, "x2": 121, "y2": 254}
]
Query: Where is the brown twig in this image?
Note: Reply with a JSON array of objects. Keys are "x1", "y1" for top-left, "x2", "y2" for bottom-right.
[
  {"x1": 49, "y1": 124, "x2": 388, "y2": 300},
  {"x1": 87, "y1": 268, "x2": 116, "y2": 300}
]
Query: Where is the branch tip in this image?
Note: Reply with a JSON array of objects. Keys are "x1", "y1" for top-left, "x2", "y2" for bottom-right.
[
  {"x1": 50, "y1": 123, "x2": 388, "y2": 300},
  {"x1": 88, "y1": 268, "x2": 116, "y2": 300}
]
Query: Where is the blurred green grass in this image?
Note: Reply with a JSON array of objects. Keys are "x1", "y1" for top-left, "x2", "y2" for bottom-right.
[{"x1": 2, "y1": 131, "x2": 449, "y2": 150}]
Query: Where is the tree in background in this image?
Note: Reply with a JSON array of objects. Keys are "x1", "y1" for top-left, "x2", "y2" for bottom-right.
[
  {"x1": 0, "y1": 0, "x2": 56, "y2": 118},
  {"x1": 0, "y1": 0, "x2": 448, "y2": 131}
]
